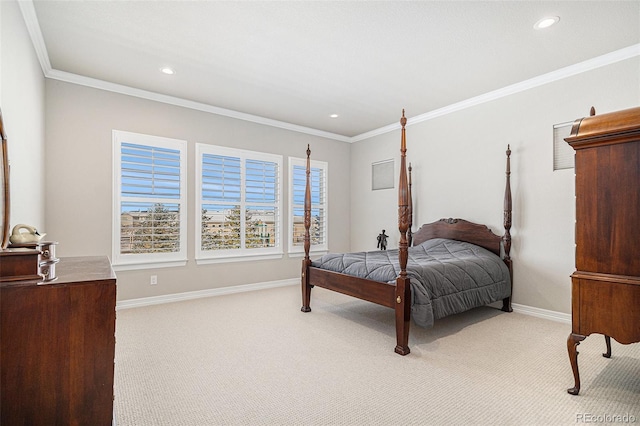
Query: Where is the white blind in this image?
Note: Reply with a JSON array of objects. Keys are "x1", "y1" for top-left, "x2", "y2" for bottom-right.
[
  {"x1": 199, "y1": 152, "x2": 280, "y2": 252},
  {"x1": 201, "y1": 154, "x2": 242, "y2": 250},
  {"x1": 553, "y1": 122, "x2": 574, "y2": 171},
  {"x1": 119, "y1": 142, "x2": 182, "y2": 254},
  {"x1": 245, "y1": 159, "x2": 278, "y2": 249},
  {"x1": 201, "y1": 154, "x2": 241, "y2": 202},
  {"x1": 246, "y1": 159, "x2": 277, "y2": 203},
  {"x1": 121, "y1": 143, "x2": 181, "y2": 198}
]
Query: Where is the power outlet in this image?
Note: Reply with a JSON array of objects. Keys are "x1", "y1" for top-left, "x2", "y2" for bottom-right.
[{"x1": 150, "y1": 275, "x2": 158, "y2": 285}]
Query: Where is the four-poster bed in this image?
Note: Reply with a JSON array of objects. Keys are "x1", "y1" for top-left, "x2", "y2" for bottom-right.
[{"x1": 301, "y1": 111, "x2": 513, "y2": 355}]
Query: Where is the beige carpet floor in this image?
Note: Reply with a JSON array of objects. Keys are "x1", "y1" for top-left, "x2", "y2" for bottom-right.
[{"x1": 114, "y1": 285, "x2": 640, "y2": 425}]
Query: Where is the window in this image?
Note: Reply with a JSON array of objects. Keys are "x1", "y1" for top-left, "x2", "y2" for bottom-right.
[
  {"x1": 112, "y1": 131, "x2": 187, "y2": 269},
  {"x1": 196, "y1": 144, "x2": 283, "y2": 263},
  {"x1": 289, "y1": 157, "x2": 328, "y2": 255}
]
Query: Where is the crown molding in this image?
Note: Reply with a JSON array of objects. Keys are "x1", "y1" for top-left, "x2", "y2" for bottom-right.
[
  {"x1": 352, "y1": 43, "x2": 640, "y2": 142},
  {"x1": 50, "y1": 68, "x2": 351, "y2": 142},
  {"x1": 46, "y1": 69, "x2": 352, "y2": 143},
  {"x1": 17, "y1": 0, "x2": 52, "y2": 74},
  {"x1": 18, "y1": 0, "x2": 640, "y2": 144}
]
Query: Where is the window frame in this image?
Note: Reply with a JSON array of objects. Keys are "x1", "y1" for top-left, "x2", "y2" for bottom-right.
[
  {"x1": 112, "y1": 130, "x2": 188, "y2": 270},
  {"x1": 195, "y1": 143, "x2": 283, "y2": 264},
  {"x1": 288, "y1": 156, "x2": 328, "y2": 256}
]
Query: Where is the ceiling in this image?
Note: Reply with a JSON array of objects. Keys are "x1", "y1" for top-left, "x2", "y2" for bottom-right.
[{"x1": 26, "y1": 1, "x2": 640, "y2": 140}]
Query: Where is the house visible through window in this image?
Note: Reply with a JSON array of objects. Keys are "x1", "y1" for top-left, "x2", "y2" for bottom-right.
[
  {"x1": 112, "y1": 131, "x2": 187, "y2": 269},
  {"x1": 289, "y1": 157, "x2": 328, "y2": 254},
  {"x1": 196, "y1": 144, "x2": 283, "y2": 263}
]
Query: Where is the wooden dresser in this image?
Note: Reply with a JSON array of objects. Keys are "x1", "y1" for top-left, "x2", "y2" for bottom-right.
[
  {"x1": 565, "y1": 106, "x2": 640, "y2": 395},
  {"x1": 1, "y1": 256, "x2": 117, "y2": 425}
]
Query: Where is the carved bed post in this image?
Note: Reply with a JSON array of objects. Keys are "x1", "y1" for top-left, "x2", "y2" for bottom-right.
[
  {"x1": 301, "y1": 144, "x2": 312, "y2": 313},
  {"x1": 395, "y1": 110, "x2": 411, "y2": 355},
  {"x1": 408, "y1": 163, "x2": 413, "y2": 247},
  {"x1": 502, "y1": 145, "x2": 513, "y2": 312}
]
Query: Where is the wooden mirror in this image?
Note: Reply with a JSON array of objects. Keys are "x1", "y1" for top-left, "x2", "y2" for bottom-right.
[{"x1": 0, "y1": 108, "x2": 10, "y2": 250}]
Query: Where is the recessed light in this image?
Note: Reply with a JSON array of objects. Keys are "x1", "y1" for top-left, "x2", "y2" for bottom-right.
[
  {"x1": 329, "y1": 114, "x2": 339, "y2": 118},
  {"x1": 160, "y1": 67, "x2": 175, "y2": 75},
  {"x1": 534, "y1": 16, "x2": 560, "y2": 30}
]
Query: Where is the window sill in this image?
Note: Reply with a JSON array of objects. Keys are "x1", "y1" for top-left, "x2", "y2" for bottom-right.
[
  {"x1": 113, "y1": 259, "x2": 188, "y2": 271},
  {"x1": 195, "y1": 253, "x2": 284, "y2": 265}
]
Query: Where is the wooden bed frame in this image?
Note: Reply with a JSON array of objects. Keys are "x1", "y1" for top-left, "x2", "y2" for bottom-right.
[{"x1": 301, "y1": 111, "x2": 513, "y2": 355}]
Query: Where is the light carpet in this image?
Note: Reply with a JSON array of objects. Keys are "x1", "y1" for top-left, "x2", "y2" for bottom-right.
[{"x1": 114, "y1": 285, "x2": 640, "y2": 425}]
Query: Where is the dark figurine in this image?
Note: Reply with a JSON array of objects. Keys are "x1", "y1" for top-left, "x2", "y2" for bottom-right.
[{"x1": 377, "y1": 230, "x2": 388, "y2": 250}]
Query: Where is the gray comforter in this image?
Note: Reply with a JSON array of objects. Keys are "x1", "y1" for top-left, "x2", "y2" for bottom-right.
[{"x1": 311, "y1": 238, "x2": 511, "y2": 328}]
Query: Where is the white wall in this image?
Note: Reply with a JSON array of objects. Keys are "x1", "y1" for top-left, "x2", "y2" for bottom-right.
[
  {"x1": 44, "y1": 80, "x2": 351, "y2": 301},
  {"x1": 0, "y1": 0, "x2": 46, "y2": 233},
  {"x1": 7, "y1": 0, "x2": 640, "y2": 314},
  {"x1": 350, "y1": 57, "x2": 640, "y2": 314}
]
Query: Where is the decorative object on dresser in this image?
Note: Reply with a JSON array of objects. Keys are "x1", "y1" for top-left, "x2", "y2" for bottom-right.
[
  {"x1": 0, "y1": 247, "x2": 42, "y2": 282},
  {"x1": 3, "y1": 227, "x2": 59, "y2": 282},
  {"x1": 301, "y1": 110, "x2": 514, "y2": 355},
  {"x1": 565, "y1": 105, "x2": 640, "y2": 395},
  {"x1": 9, "y1": 223, "x2": 45, "y2": 244},
  {"x1": 8, "y1": 240, "x2": 59, "y2": 282},
  {"x1": 1, "y1": 256, "x2": 117, "y2": 425}
]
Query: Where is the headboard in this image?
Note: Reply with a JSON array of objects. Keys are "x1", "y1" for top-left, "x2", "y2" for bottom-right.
[{"x1": 411, "y1": 218, "x2": 503, "y2": 257}]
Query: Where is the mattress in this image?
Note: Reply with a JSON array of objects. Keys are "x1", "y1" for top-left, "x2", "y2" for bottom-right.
[{"x1": 311, "y1": 238, "x2": 511, "y2": 328}]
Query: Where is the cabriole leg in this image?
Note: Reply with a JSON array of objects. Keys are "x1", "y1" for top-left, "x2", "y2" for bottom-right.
[
  {"x1": 567, "y1": 333, "x2": 586, "y2": 395},
  {"x1": 603, "y1": 335, "x2": 612, "y2": 358}
]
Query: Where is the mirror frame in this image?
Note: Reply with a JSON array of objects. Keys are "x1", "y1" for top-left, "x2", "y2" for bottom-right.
[{"x1": 0, "y1": 108, "x2": 10, "y2": 250}]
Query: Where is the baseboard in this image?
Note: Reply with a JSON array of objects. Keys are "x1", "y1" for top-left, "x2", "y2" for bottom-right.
[
  {"x1": 117, "y1": 280, "x2": 572, "y2": 325},
  {"x1": 512, "y1": 303, "x2": 571, "y2": 324},
  {"x1": 116, "y1": 278, "x2": 299, "y2": 310}
]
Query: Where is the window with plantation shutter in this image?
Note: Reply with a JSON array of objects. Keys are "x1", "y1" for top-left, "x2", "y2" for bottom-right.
[
  {"x1": 289, "y1": 157, "x2": 328, "y2": 255},
  {"x1": 112, "y1": 131, "x2": 187, "y2": 269},
  {"x1": 196, "y1": 144, "x2": 282, "y2": 263}
]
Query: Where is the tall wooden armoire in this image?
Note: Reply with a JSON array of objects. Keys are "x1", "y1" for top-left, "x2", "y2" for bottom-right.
[{"x1": 565, "y1": 106, "x2": 640, "y2": 395}]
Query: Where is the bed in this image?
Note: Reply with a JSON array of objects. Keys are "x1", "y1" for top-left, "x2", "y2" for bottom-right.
[{"x1": 300, "y1": 111, "x2": 513, "y2": 355}]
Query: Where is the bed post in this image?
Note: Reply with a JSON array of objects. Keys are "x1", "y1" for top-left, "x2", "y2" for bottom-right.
[
  {"x1": 502, "y1": 145, "x2": 513, "y2": 312},
  {"x1": 395, "y1": 110, "x2": 411, "y2": 356},
  {"x1": 301, "y1": 144, "x2": 312, "y2": 313},
  {"x1": 408, "y1": 163, "x2": 413, "y2": 247}
]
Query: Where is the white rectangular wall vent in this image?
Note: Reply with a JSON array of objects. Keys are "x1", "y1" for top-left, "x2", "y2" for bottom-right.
[{"x1": 553, "y1": 122, "x2": 574, "y2": 171}]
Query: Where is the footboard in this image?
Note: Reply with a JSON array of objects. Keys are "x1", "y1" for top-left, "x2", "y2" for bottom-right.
[{"x1": 308, "y1": 267, "x2": 396, "y2": 308}]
